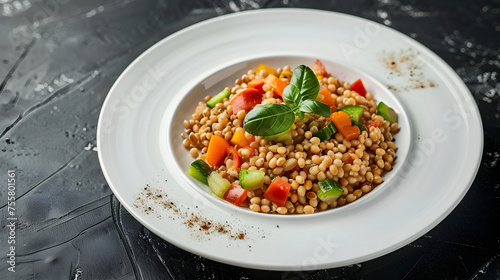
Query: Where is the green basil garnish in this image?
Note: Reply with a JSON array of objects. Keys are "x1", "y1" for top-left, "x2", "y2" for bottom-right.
[
  {"x1": 243, "y1": 65, "x2": 330, "y2": 137},
  {"x1": 243, "y1": 104, "x2": 296, "y2": 137},
  {"x1": 298, "y1": 99, "x2": 331, "y2": 117},
  {"x1": 288, "y1": 65, "x2": 321, "y2": 102}
]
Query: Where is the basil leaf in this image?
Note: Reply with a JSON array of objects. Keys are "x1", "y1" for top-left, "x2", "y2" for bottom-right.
[
  {"x1": 298, "y1": 100, "x2": 331, "y2": 118},
  {"x1": 243, "y1": 64, "x2": 327, "y2": 138},
  {"x1": 288, "y1": 65, "x2": 320, "y2": 102},
  {"x1": 282, "y1": 84, "x2": 300, "y2": 107},
  {"x1": 243, "y1": 104, "x2": 296, "y2": 136},
  {"x1": 295, "y1": 109, "x2": 304, "y2": 121}
]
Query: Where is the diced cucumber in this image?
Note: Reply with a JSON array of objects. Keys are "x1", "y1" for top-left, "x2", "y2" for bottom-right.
[
  {"x1": 312, "y1": 122, "x2": 337, "y2": 141},
  {"x1": 239, "y1": 169, "x2": 265, "y2": 190},
  {"x1": 264, "y1": 128, "x2": 292, "y2": 142},
  {"x1": 317, "y1": 179, "x2": 344, "y2": 203},
  {"x1": 351, "y1": 120, "x2": 368, "y2": 132},
  {"x1": 376, "y1": 102, "x2": 398, "y2": 124},
  {"x1": 188, "y1": 159, "x2": 212, "y2": 184},
  {"x1": 339, "y1": 105, "x2": 363, "y2": 122},
  {"x1": 207, "y1": 172, "x2": 231, "y2": 198},
  {"x1": 206, "y1": 89, "x2": 231, "y2": 109}
]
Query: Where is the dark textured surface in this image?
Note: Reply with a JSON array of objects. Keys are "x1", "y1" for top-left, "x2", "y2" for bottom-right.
[{"x1": 1, "y1": 0, "x2": 499, "y2": 279}]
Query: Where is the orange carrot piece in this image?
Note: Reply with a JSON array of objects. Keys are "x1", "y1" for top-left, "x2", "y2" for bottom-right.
[
  {"x1": 230, "y1": 130, "x2": 255, "y2": 147},
  {"x1": 230, "y1": 88, "x2": 262, "y2": 115},
  {"x1": 341, "y1": 125, "x2": 360, "y2": 141},
  {"x1": 248, "y1": 78, "x2": 265, "y2": 94},
  {"x1": 317, "y1": 87, "x2": 335, "y2": 108},
  {"x1": 206, "y1": 135, "x2": 230, "y2": 167},
  {"x1": 264, "y1": 74, "x2": 288, "y2": 96},
  {"x1": 330, "y1": 111, "x2": 360, "y2": 140},
  {"x1": 330, "y1": 111, "x2": 352, "y2": 129}
]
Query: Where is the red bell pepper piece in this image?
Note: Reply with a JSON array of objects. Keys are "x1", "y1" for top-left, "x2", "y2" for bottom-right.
[
  {"x1": 368, "y1": 120, "x2": 380, "y2": 128},
  {"x1": 227, "y1": 146, "x2": 241, "y2": 171},
  {"x1": 350, "y1": 79, "x2": 367, "y2": 97},
  {"x1": 311, "y1": 59, "x2": 328, "y2": 76},
  {"x1": 263, "y1": 177, "x2": 291, "y2": 207},
  {"x1": 223, "y1": 182, "x2": 247, "y2": 206}
]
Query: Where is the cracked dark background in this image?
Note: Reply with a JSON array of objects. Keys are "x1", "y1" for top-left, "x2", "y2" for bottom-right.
[{"x1": 0, "y1": 0, "x2": 499, "y2": 279}]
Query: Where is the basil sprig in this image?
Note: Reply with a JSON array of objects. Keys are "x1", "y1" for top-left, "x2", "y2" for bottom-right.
[{"x1": 243, "y1": 65, "x2": 331, "y2": 137}]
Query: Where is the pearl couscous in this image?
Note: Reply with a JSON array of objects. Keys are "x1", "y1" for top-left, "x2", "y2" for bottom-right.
[{"x1": 182, "y1": 60, "x2": 399, "y2": 214}]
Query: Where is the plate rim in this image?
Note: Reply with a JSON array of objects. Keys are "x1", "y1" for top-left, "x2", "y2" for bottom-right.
[{"x1": 97, "y1": 8, "x2": 484, "y2": 270}]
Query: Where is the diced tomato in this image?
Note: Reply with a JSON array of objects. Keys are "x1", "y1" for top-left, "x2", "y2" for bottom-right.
[
  {"x1": 227, "y1": 146, "x2": 241, "y2": 171},
  {"x1": 230, "y1": 88, "x2": 262, "y2": 115},
  {"x1": 350, "y1": 79, "x2": 367, "y2": 97},
  {"x1": 263, "y1": 177, "x2": 291, "y2": 207},
  {"x1": 223, "y1": 182, "x2": 247, "y2": 206},
  {"x1": 311, "y1": 59, "x2": 328, "y2": 76},
  {"x1": 248, "y1": 79, "x2": 265, "y2": 94},
  {"x1": 368, "y1": 120, "x2": 380, "y2": 128}
]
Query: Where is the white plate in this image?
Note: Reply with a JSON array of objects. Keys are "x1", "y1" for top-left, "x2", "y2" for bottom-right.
[{"x1": 97, "y1": 8, "x2": 483, "y2": 270}]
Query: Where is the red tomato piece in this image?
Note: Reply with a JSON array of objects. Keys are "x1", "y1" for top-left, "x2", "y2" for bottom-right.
[
  {"x1": 368, "y1": 120, "x2": 380, "y2": 128},
  {"x1": 230, "y1": 88, "x2": 262, "y2": 115},
  {"x1": 223, "y1": 182, "x2": 247, "y2": 206},
  {"x1": 263, "y1": 177, "x2": 291, "y2": 207},
  {"x1": 247, "y1": 78, "x2": 266, "y2": 94},
  {"x1": 227, "y1": 146, "x2": 241, "y2": 171},
  {"x1": 350, "y1": 79, "x2": 367, "y2": 97},
  {"x1": 311, "y1": 59, "x2": 328, "y2": 76}
]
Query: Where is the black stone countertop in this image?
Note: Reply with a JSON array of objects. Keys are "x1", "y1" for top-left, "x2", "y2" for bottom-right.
[{"x1": 1, "y1": 1, "x2": 499, "y2": 279}]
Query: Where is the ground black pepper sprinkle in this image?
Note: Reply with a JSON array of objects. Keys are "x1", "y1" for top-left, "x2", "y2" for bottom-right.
[
  {"x1": 380, "y1": 48, "x2": 437, "y2": 92},
  {"x1": 133, "y1": 185, "x2": 247, "y2": 240}
]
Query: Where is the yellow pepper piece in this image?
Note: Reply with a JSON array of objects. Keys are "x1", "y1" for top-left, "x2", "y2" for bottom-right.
[
  {"x1": 279, "y1": 70, "x2": 293, "y2": 80},
  {"x1": 230, "y1": 130, "x2": 254, "y2": 147},
  {"x1": 255, "y1": 63, "x2": 277, "y2": 77}
]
